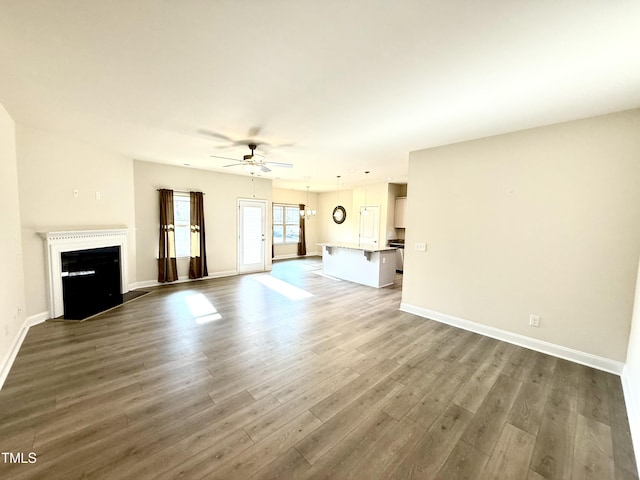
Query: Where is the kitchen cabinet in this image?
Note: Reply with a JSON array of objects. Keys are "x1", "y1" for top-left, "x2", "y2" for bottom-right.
[{"x1": 394, "y1": 197, "x2": 407, "y2": 228}]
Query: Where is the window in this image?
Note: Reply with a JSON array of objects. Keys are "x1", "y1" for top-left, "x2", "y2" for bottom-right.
[
  {"x1": 173, "y1": 194, "x2": 190, "y2": 257},
  {"x1": 273, "y1": 204, "x2": 300, "y2": 244}
]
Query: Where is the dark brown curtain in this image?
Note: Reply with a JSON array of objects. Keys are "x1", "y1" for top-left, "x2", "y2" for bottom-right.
[
  {"x1": 188, "y1": 191, "x2": 208, "y2": 279},
  {"x1": 297, "y1": 203, "x2": 307, "y2": 256},
  {"x1": 158, "y1": 189, "x2": 178, "y2": 283}
]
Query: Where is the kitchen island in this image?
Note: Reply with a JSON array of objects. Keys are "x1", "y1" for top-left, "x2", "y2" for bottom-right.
[{"x1": 319, "y1": 243, "x2": 397, "y2": 288}]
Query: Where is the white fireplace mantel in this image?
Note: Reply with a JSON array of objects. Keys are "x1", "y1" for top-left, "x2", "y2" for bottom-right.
[{"x1": 39, "y1": 228, "x2": 130, "y2": 318}]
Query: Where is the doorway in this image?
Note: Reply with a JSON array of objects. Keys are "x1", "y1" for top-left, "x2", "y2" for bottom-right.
[{"x1": 238, "y1": 199, "x2": 268, "y2": 274}]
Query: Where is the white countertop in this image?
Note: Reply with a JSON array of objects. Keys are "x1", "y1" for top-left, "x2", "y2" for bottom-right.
[{"x1": 319, "y1": 242, "x2": 397, "y2": 253}]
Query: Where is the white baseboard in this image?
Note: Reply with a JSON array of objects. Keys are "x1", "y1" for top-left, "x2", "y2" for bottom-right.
[
  {"x1": 273, "y1": 254, "x2": 303, "y2": 261},
  {"x1": 130, "y1": 270, "x2": 237, "y2": 290},
  {"x1": 400, "y1": 302, "x2": 625, "y2": 375},
  {"x1": 0, "y1": 312, "x2": 48, "y2": 391},
  {"x1": 273, "y1": 252, "x2": 321, "y2": 261},
  {"x1": 622, "y1": 365, "x2": 640, "y2": 472},
  {"x1": 27, "y1": 311, "x2": 49, "y2": 327}
]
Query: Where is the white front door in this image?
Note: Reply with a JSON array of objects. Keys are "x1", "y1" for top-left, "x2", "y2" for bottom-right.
[
  {"x1": 238, "y1": 199, "x2": 267, "y2": 273},
  {"x1": 359, "y1": 205, "x2": 380, "y2": 247}
]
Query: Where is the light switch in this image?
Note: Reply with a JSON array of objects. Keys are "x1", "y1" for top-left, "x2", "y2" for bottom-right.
[
  {"x1": 95, "y1": 191, "x2": 101, "y2": 200},
  {"x1": 73, "y1": 189, "x2": 79, "y2": 198},
  {"x1": 415, "y1": 242, "x2": 427, "y2": 252}
]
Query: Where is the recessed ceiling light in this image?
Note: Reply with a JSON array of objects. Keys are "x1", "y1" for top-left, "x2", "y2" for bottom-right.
[
  {"x1": 348, "y1": 169, "x2": 355, "y2": 173},
  {"x1": 387, "y1": 177, "x2": 393, "y2": 181},
  {"x1": 183, "y1": 163, "x2": 190, "y2": 166}
]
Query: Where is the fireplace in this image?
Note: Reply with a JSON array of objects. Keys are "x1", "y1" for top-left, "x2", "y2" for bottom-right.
[{"x1": 40, "y1": 228, "x2": 130, "y2": 319}]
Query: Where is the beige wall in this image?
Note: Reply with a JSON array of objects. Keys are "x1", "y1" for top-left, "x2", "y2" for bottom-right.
[
  {"x1": 317, "y1": 182, "x2": 393, "y2": 246},
  {"x1": 272, "y1": 188, "x2": 320, "y2": 257},
  {"x1": 133, "y1": 160, "x2": 272, "y2": 283},
  {"x1": 625, "y1": 257, "x2": 640, "y2": 463},
  {"x1": 16, "y1": 126, "x2": 136, "y2": 318},
  {"x1": 353, "y1": 182, "x2": 390, "y2": 247},
  {"x1": 0, "y1": 104, "x2": 27, "y2": 373},
  {"x1": 403, "y1": 109, "x2": 640, "y2": 362},
  {"x1": 317, "y1": 188, "x2": 356, "y2": 244}
]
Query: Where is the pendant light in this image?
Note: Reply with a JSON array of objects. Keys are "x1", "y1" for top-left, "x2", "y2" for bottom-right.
[
  {"x1": 362, "y1": 171, "x2": 370, "y2": 216},
  {"x1": 300, "y1": 186, "x2": 316, "y2": 219},
  {"x1": 332, "y1": 175, "x2": 346, "y2": 224}
]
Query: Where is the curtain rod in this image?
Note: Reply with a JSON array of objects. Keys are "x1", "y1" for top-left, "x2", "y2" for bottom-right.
[{"x1": 156, "y1": 189, "x2": 205, "y2": 194}]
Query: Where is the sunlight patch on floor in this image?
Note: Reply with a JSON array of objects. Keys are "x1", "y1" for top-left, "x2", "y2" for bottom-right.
[
  {"x1": 311, "y1": 270, "x2": 342, "y2": 281},
  {"x1": 300, "y1": 263, "x2": 322, "y2": 271},
  {"x1": 254, "y1": 275, "x2": 313, "y2": 300},
  {"x1": 185, "y1": 293, "x2": 223, "y2": 324}
]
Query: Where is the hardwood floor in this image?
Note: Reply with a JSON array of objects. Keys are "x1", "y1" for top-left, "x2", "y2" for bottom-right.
[{"x1": 0, "y1": 257, "x2": 637, "y2": 479}]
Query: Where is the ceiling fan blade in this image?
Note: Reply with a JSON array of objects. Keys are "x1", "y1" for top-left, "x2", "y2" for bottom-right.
[
  {"x1": 264, "y1": 161, "x2": 293, "y2": 168},
  {"x1": 198, "y1": 129, "x2": 234, "y2": 142},
  {"x1": 223, "y1": 163, "x2": 242, "y2": 168},
  {"x1": 210, "y1": 154, "x2": 241, "y2": 162},
  {"x1": 261, "y1": 165, "x2": 272, "y2": 173}
]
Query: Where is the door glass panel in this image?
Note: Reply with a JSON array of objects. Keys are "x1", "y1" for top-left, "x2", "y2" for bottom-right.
[
  {"x1": 242, "y1": 206, "x2": 262, "y2": 265},
  {"x1": 238, "y1": 199, "x2": 267, "y2": 274}
]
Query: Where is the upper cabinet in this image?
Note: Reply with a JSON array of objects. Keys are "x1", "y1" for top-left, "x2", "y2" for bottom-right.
[{"x1": 394, "y1": 197, "x2": 407, "y2": 228}]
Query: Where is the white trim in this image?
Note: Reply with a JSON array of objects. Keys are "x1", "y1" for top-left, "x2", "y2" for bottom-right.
[
  {"x1": 273, "y1": 253, "x2": 302, "y2": 261},
  {"x1": 0, "y1": 313, "x2": 48, "y2": 391},
  {"x1": 27, "y1": 311, "x2": 49, "y2": 327},
  {"x1": 39, "y1": 228, "x2": 130, "y2": 318},
  {"x1": 273, "y1": 252, "x2": 321, "y2": 261},
  {"x1": 400, "y1": 302, "x2": 624, "y2": 375},
  {"x1": 0, "y1": 323, "x2": 27, "y2": 391},
  {"x1": 130, "y1": 270, "x2": 238, "y2": 290},
  {"x1": 622, "y1": 365, "x2": 640, "y2": 471}
]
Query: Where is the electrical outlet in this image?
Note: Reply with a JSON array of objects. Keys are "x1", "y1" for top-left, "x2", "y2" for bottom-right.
[
  {"x1": 73, "y1": 189, "x2": 79, "y2": 198},
  {"x1": 529, "y1": 314, "x2": 540, "y2": 327}
]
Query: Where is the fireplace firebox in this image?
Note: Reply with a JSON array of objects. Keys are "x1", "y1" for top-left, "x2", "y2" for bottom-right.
[{"x1": 61, "y1": 246, "x2": 122, "y2": 320}]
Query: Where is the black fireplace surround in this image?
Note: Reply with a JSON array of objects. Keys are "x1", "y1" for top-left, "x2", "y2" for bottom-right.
[{"x1": 61, "y1": 246, "x2": 122, "y2": 320}]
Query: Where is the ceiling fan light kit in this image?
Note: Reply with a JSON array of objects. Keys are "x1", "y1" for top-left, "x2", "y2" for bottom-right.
[
  {"x1": 244, "y1": 164, "x2": 263, "y2": 175},
  {"x1": 210, "y1": 143, "x2": 293, "y2": 175}
]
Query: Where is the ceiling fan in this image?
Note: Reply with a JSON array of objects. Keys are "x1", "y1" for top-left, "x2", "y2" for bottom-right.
[
  {"x1": 199, "y1": 126, "x2": 295, "y2": 150},
  {"x1": 210, "y1": 143, "x2": 293, "y2": 174}
]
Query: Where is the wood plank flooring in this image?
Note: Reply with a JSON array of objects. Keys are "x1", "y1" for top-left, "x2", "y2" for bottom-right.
[{"x1": 0, "y1": 257, "x2": 637, "y2": 479}]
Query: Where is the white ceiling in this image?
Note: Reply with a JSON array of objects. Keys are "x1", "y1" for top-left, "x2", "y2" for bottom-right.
[{"x1": 1, "y1": 1, "x2": 639, "y2": 192}]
